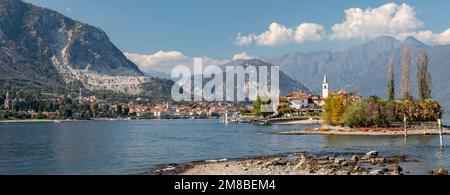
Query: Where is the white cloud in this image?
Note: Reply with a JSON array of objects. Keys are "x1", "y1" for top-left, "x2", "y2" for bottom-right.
[
  {"x1": 400, "y1": 29, "x2": 450, "y2": 45},
  {"x1": 232, "y1": 52, "x2": 256, "y2": 60},
  {"x1": 235, "y1": 33, "x2": 255, "y2": 46},
  {"x1": 254, "y1": 23, "x2": 294, "y2": 46},
  {"x1": 125, "y1": 50, "x2": 230, "y2": 74},
  {"x1": 330, "y1": 3, "x2": 423, "y2": 40},
  {"x1": 236, "y1": 22, "x2": 324, "y2": 46},
  {"x1": 295, "y1": 23, "x2": 325, "y2": 43},
  {"x1": 235, "y1": 3, "x2": 450, "y2": 46},
  {"x1": 125, "y1": 50, "x2": 187, "y2": 72},
  {"x1": 66, "y1": 8, "x2": 72, "y2": 12}
]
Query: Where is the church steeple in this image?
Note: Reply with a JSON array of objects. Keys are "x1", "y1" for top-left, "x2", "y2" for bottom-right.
[
  {"x1": 3, "y1": 89, "x2": 12, "y2": 110},
  {"x1": 322, "y1": 74, "x2": 329, "y2": 99}
]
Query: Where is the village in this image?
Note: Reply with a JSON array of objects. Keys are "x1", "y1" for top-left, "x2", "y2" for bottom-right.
[{"x1": 1, "y1": 75, "x2": 346, "y2": 122}]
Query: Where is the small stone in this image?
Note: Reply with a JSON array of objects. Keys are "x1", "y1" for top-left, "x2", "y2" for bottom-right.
[
  {"x1": 334, "y1": 158, "x2": 345, "y2": 164},
  {"x1": 317, "y1": 160, "x2": 330, "y2": 165},
  {"x1": 389, "y1": 164, "x2": 403, "y2": 173},
  {"x1": 347, "y1": 161, "x2": 357, "y2": 166},
  {"x1": 370, "y1": 158, "x2": 386, "y2": 165},
  {"x1": 351, "y1": 155, "x2": 359, "y2": 162},
  {"x1": 366, "y1": 151, "x2": 379, "y2": 158},
  {"x1": 261, "y1": 158, "x2": 288, "y2": 168},
  {"x1": 437, "y1": 169, "x2": 449, "y2": 175},
  {"x1": 352, "y1": 166, "x2": 366, "y2": 172},
  {"x1": 340, "y1": 161, "x2": 349, "y2": 167},
  {"x1": 317, "y1": 156, "x2": 329, "y2": 160},
  {"x1": 336, "y1": 170, "x2": 350, "y2": 175},
  {"x1": 369, "y1": 170, "x2": 382, "y2": 175}
]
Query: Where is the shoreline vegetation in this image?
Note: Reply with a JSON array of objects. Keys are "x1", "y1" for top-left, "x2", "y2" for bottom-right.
[{"x1": 153, "y1": 151, "x2": 447, "y2": 175}]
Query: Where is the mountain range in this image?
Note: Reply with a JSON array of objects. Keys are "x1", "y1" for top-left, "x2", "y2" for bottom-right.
[
  {"x1": 0, "y1": 0, "x2": 308, "y2": 99},
  {"x1": 1, "y1": 0, "x2": 450, "y2": 112},
  {"x1": 0, "y1": 0, "x2": 171, "y2": 97}
]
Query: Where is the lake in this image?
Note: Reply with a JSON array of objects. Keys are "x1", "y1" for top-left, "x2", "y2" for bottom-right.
[{"x1": 0, "y1": 119, "x2": 449, "y2": 175}]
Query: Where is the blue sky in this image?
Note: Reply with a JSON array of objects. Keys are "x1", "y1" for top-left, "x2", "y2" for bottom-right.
[{"x1": 25, "y1": 0, "x2": 450, "y2": 72}]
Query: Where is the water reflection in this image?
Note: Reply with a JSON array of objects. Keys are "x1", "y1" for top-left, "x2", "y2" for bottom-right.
[{"x1": 0, "y1": 120, "x2": 449, "y2": 175}]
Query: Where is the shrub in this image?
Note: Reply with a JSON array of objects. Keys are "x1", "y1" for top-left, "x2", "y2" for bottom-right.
[{"x1": 324, "y1": 95, "x2": 442, "y2": 127}]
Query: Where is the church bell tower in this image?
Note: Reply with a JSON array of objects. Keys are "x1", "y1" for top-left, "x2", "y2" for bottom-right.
[{"x1": 323, "y1": 75, "x2": 329, "y2": 99}]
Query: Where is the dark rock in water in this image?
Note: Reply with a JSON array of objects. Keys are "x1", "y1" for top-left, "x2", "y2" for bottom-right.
[
  {"x1": 389, "y1": 164, "x2": 403, "y2": 175},
  {"x1": 429, "y1": 169, "x2": 449, "y2": 175}
]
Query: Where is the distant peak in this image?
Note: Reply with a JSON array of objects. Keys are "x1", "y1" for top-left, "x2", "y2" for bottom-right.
[
  {"x1": 403, "y1": 36, "x2": 428, "y2": 48},
  {"x1": 368, "y1": 36, "x2": 401, "y2": 46},
  {"x1": 374, "y1": 36, "x2": 399, "y2": 42}
]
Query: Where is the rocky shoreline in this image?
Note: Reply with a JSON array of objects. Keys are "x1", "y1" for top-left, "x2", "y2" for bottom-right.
[{"x1": 152, "y1": 151, "x2": 448, "y2": 175}]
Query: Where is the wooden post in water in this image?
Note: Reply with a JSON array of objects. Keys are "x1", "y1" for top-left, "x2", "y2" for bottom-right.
[
  {"x1": 438, "y1": 119, "x2": 444, "y2": 148},
  {"x1": 225, "y1": 112, "x2": 228, "y2": 125},
  {"x1": 404, "y1": 114, "x2": 408, "y2": 137}
]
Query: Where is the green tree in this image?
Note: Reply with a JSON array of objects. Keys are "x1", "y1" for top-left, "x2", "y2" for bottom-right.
[
  {"x1": 417, "y1": 52, "x2": 432, "y2": 100},
  {"x1": 116, "y1": 105, "x2": 123, "y2": 117},
  {"x1": 401, "y1": 47, "x2": 412, "y2": 100},
  {"x1": 123, "y1": 107, "x2": 130, "y2": 116},
  {"x1": 387, "y1": 57, "x2": 395, "y2": 101},
  {"x1": 323, "y1": 95, "x2": 345, "y2": 126},
  {"x1": 343, "y1": 101, "x2": 369, "y2": 128},
  {"x1": 252, "y1": 96, "x2": 262, "y2": 116}
]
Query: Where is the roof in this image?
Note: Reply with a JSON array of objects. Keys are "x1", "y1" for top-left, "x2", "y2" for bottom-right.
[{"x1": 286, "y1": 91, "x2": 311, "y2": 100}]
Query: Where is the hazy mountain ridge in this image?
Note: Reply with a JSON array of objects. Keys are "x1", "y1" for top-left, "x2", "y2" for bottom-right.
[{"x1": 219, "y1": 59, "x2": 312, "y2": 96}]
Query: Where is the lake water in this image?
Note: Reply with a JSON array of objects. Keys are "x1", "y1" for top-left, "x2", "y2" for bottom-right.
[{"x1": 0, "y1": 119, "x2": 449, "y2": 175}]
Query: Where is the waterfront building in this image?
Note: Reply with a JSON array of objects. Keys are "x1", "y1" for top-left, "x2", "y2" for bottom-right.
[{"x1": 286, "y1": 91, "x2": 311, "y2": 109}]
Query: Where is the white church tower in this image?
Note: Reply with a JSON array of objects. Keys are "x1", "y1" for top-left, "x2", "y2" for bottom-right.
[{"x1": 322, "y1": 74, "x2": 329, "y2": 99}]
